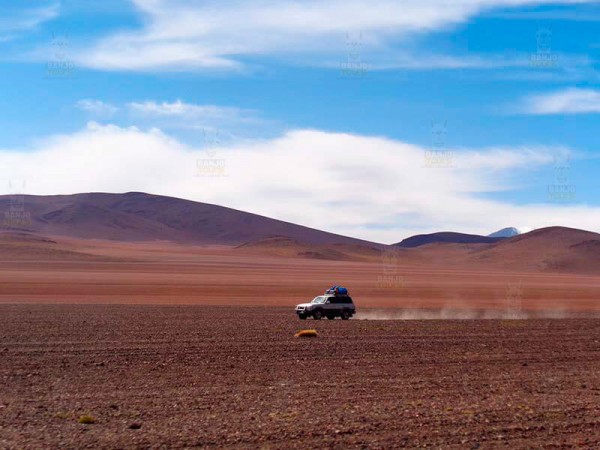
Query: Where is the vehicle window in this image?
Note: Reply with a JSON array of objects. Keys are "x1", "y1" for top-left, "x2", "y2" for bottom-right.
[
  {"x1": 343, "y1": 297, "x2": 353, "y2": 304},
  {"x1": 311, "y1": 296, "x2": 326, "y2": 304}
]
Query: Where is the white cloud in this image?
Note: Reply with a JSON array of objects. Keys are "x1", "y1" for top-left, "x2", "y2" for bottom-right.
[
  {"x1": 1, "y1": 123, "x2": 597, "y2": 243},
  {"x1": 71, "y1": 0, "x2": 598, "y2": 72},
  {"x1": 76, "y1": 99, "x2": 119, "y2": 117},
  {"x1": 375, "y1": 53, "x2": 528, "y2": 70},
  {"x1": 72, "y1": 99, "x2": 265, "y2": 140},
  {"x1": 0, "y1": 3, "x2": 59, "y2": 41},
  {"x1": 519, "y1": 88, "x2": 600, "y2": 115},
  {"x1": 125, "y1": 100, "x2": 267, "y2": 141},
  {"x1": 127, "y1": 100, "x2": 255, "y2": 122}
]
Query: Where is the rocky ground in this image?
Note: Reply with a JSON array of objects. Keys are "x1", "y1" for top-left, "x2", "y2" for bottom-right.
[{"x1": 1, "y1": 305, "x2": 600, "y2": 449}]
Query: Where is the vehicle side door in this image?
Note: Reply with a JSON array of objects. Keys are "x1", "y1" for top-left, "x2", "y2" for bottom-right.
[{"x1": 324, "y1": 296, "x2": 337, "y2": 313}]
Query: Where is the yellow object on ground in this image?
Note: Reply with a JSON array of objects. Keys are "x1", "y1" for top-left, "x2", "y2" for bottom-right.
[
  {"x1": 78, "y1": 415, "x2": 96, "y2": 424},
  {"x1": 294, "y1": 329, "x2": 318, "y2": 338}
]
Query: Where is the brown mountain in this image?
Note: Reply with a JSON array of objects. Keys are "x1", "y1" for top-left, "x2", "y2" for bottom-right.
[
  {"x1": 394, "y1": 231, "x2": 504, "y2": 248},
  {"x1": 466, "y1": 226, "x2": 600, "y2": 274},
  {"x1": 0, "y1": 192, "x2": 383, "y2": 247}
]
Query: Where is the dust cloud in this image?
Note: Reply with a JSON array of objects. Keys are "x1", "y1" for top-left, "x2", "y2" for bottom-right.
[{"x1": 355, "y1": 308, "x2": 597, "y2": 320}]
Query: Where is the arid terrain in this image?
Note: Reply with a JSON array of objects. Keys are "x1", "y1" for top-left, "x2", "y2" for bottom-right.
[
  {"x1": 0, "y1": 232, "x2": 599, "y2": 314},
  {"x1": 2, "y1": 306, "x2": 600, "y2": 449},
  {"x1": 1, "y1": 193, "x2": 600, "y2": 448}
]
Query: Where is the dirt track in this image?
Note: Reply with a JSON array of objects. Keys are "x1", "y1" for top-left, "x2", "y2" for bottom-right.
[{"x1": 2, "y1": 305, "x2": 600, "y2": 449}]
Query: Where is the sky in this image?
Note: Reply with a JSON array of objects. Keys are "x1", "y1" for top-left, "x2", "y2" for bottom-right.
[{"x1": 0, "y1": 0, "x2": 599, "y2": 244}]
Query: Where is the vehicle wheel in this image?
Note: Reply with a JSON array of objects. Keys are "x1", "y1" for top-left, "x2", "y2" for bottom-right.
[
  {"x1": 313, "y1": 310, "x2": 323, "y2": 320},
  {"x1": 298, "y1": 314, "x2": 307, "y2": 320},
  {"x1": 326, "y1": 315, "x2": 335, "y2": 320},
  {"x1": 341, "y1": 310, "x2": 350, "y2": 320}
]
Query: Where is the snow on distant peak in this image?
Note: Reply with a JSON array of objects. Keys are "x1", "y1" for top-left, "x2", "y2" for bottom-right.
[{"x1": 488, "y1": 227, "x2": 532, "y2": 238}]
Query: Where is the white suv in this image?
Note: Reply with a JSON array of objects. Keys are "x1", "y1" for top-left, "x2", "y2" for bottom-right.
[{"x1": 295, "y1": 294, "x2": 356, "y2": 320}]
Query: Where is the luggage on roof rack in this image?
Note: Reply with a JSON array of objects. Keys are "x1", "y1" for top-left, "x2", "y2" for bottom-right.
[{"x1": 325, "y1": 285, "x2": 349, "y2": 296}]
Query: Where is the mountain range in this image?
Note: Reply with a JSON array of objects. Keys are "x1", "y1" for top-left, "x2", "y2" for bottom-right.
[{"x1": 1, "y1": 192, "x2": 599, "y2": 274}]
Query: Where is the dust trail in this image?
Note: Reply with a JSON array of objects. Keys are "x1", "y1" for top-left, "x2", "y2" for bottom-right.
[{"x1": 355, "y1": 308, "x2": 600, "y2": 320}]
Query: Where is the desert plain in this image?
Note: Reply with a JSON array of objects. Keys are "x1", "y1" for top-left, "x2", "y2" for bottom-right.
[{"x1": 1, "y1": 231, "x2": 600, "y2": 449}]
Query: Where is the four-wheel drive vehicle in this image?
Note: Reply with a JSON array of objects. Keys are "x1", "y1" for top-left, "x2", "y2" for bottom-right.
[{"x1": 295, "y1": 294, "x2": 355, "y2": 320}]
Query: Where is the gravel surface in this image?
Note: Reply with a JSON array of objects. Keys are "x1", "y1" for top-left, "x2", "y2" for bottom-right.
[{"x1": 1, "y1": 305, "x2": 600, "y2": 449}]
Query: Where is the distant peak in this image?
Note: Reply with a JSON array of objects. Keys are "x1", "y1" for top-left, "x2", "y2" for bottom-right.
[{"x1": 488, "y1": 227, "x2": 532, "y2": 238}]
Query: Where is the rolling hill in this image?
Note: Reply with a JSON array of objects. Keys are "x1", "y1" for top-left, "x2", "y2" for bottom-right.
[
  {"x1": 394, "y1": 231, "x2": 504, "y2": 248},
  {"x1": 0, "y1": 192, "x2": 383, "y2": 248},
  {"x1": 467, "y1": 226, "x2": 600, "y2": 274}
]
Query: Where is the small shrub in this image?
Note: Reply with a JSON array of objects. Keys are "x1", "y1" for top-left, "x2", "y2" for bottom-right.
[
  {"x1": 78, "y1": 415, "x2": 96, "y2": 424},
  {"x1": 294, "y1": 329, "x2": 318, "y2": 338}
]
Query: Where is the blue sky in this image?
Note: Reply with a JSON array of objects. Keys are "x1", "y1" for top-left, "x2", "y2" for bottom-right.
[{"x1": 0, "y1": 0, "x2": 599, "y2": 243}]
